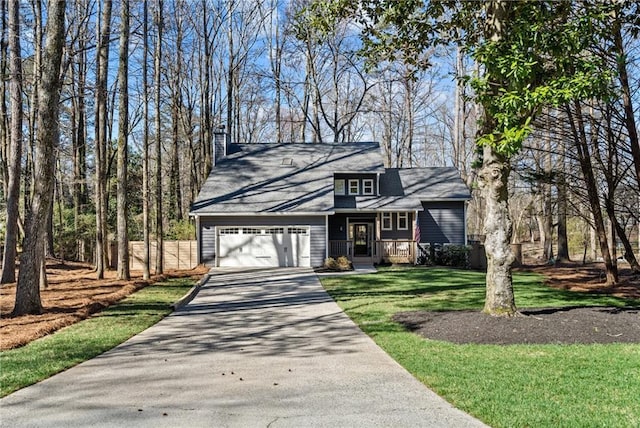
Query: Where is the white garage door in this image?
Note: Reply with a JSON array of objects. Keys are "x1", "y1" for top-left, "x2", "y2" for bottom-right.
[{"x1": 217, "y1": 226, "x2": 310, "y2": 267}]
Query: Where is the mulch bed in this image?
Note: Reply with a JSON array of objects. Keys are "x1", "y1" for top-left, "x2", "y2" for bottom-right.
[
  {"x1": 393, "y1": 261, "x2": 640, "y2": 345},
  {"x1": 394, "y1": 306, "x2": 640, "y2": 345}
]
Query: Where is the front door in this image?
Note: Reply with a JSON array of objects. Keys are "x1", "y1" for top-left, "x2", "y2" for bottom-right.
[{"x1": 351, "y1": 223, "x2": 372, "y2": 257}]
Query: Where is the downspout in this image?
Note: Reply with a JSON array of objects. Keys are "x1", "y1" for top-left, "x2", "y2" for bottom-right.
[
  {"x1": 414, "y1": 210, "x2": 420, "y2": 264},
  {"x1": 195, "y1": 215, "x2": 201, "y2": 264},
  {"x1": 325, "y1": 215, "x2": 329, "y2": 262},
  {"x1": 464, "y1": 202, "x2": 468, "y2": 245}
]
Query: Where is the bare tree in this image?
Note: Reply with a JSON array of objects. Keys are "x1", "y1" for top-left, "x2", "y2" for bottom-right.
[
  {"x1": 141, "y1": 0, "x2": 151, "y2": 280},
  {"x1": 69, "y1": 0, "x2": 91, "y2": 262},
  {"x1": 94, "y1": 0, "x2": 112, "y2": 279},
  {"x1": 612, "y1": 7, "x2": 640, "y2": 188},
  {"x1": 116, "y1": 0, "x2": 130, "y2": 280},
  {"x1": 566, "y1": 100, "x2": 618, "y2": 285},
  {"x1": 1, "y1": 0, "x2": 22, "y2": 284},
  {"x1": 154, "y1": 0, "x2": 164, "y2": 274},
  {"x1": 0, "y1": 0, "x2": 7, "y2": 202},
  {"x1": 13, "y1": 0, "x2": 65, "y2": 315}
]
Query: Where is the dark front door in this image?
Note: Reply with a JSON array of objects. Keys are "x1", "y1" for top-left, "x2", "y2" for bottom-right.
[{"x1": 352, "y1": 223, "x2": 372, "y2": 256}]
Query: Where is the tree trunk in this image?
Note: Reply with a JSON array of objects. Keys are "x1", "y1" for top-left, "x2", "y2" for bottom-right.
[
  {"x1": 116, "y1": 0, "x2": 130, "y2": 280},
  {"x1": 13, "y1": 0, "x2": 65, "y2": 316},
  {"x1": 605, "y1": 200, "x2": 640, "y2": 273},
  {"x1": 142, "y1": 0, "x2": 150, "y2": 280},
  {"x1": 226, "y1": 0, "x2": 234, "y2": 146},
  {"x1": 612, "y1": 14, "x2": 640, "y2": 189},
  {"x1": 479, "y1": 144, "x2": 517, "y2": 316},
  {"x1": 200, "y1": 0, "x2": 212, "y2": 178},
  {"x1": 155, "y1": 0, "x2": 164, "y2": 274},
  {"x1": 567, "y1": 101, "x2": 618, "y2": 285},
  {"x1": 478, "y1": 0, "x2": 517, "y2": 317},
  {"x1": 72, "y1": 23, "x2": 87, "y2": 262},
  {"x1": 556, "y1": 138, "x2": 570, "y2": 261},
  {"x1": 542, "y1": 128, "x2": 553, "y2": 261},
  {"x1": 23, "y1": 0, "x2": 42, "y2": 221},
  {"x1": 0, "y1": 0, "x2": 8, "y2": 201},
  {"x1": 94, "y1": 0, "x2": 111, "y2": 279},
  {"x1": 1, "y1": 0, "x2": 22, "y2": 284}
]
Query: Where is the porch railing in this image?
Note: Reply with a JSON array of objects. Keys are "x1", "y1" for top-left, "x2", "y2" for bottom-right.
[
  {"x1": 329, "y1": 240, "x2": 352, "y2": 258},
  {"x1": 377, "y1": 240, "x2": 414, "y2": 263},
  {"x1": 329, "y1": 240, "x2": 415, "y2": 263}
]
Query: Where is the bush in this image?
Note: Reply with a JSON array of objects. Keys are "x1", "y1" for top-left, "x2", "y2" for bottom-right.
[
  {"x1": 418, "y1": 244, "x2": 470, "y2": 268},
  {"x1": 323, "y1": 256, "x2": 353, "y2": 271},
  {"x1": 166, "y1": 219, "x2": 196, "y2": 240}
]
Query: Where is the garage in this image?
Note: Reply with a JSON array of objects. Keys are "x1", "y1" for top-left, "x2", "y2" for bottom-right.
[{"x1": 217, "y1": 226, "x2": 310, "y2": 267}]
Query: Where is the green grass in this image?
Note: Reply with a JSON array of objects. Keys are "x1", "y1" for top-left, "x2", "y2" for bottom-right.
[
  {"x1": 320, "y1": 267, "x2": 640, "y2": 428},
  {"x1": 0, "y1": 277, "x2": 195, "y2": 398}
]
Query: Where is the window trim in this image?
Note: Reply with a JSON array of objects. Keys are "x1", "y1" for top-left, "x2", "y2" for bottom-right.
[
  {"x1": 397, "y1": 212, "x2": 409, "y2": 230},
  {"x1": 348, "y1": 179, "x2": 360, "y2": 195},
  {"x1": 334, "y1": 179, "x2": 345, "y2": 196},
  {"x1": 381, "y1": 212, "x2": 392, "y2": 231},
  {"x1": 362, "y1": 179, "x2": 374, "y2": 195}
]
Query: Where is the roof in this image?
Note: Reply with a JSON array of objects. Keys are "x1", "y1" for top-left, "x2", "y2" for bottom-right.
[
  {"x1": 190, "y1": 142, "x2": 385, "y2": 215},
  {"x1": 190, "y1": 143, "x2": 470, "y2": 216}
]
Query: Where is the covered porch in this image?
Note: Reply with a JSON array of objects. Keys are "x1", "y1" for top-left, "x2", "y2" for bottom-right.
[
  {"x1": 329, "y1": 239, "x2": 416, "y2": 264},
  {"x1": 327, "y1": 212, "x2": 419, "y2": 264}
]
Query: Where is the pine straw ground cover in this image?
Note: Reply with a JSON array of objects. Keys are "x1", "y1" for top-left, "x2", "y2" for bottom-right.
[{"x1": 0, "y1": 260, "x2": 209, "y2": 351}]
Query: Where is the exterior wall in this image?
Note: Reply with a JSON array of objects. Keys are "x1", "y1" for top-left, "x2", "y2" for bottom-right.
[
  {"x1": 418, "y1": 201, "x2": 466, "y2": 244},
  {"x1": 329, "y1": 213, "x2": 376, "y2": 240},
  {"x1": 199, "y1": 215, "x2": 327, "y2": 267}
]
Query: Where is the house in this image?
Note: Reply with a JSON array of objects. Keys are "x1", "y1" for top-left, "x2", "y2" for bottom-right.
[{"x1": 190, "y1": 136, "x2": 471, "y2": 268}]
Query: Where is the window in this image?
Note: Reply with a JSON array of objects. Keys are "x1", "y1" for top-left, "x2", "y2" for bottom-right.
[
  {"x1": 334, "y1": 179, "x2": 345, "y2": 196},
  {"x1": 363, "y1": 179, "x2": 374, "y2": 195},
  {"x1": 348, "y1": 179, "x2": 360, "y2": 195},
  {"x1": 265, "y1": 228, "x2": 284, "y2": 234},
  {"x1": 381, "y1": 213, "x2": 392, "y2": 230},
  {"x1": 288, "y1": 227, "x2": 309, "y2": 235},
  {"x1": 397, "y1": 212, "x2": 409, "y2": 230},
  {"x1": 219, "y1": 227, "x2": 240, "y2": 235}
]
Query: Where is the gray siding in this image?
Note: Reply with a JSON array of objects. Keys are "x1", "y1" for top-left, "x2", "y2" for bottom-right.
[
  {"x1": 199, "y1": 215, "x2": 327, "y2": 267},
  {"x1": 419, "y1": 201, "x2": 465, "y2": 244},
  {"x1": 201, "y1": 222, "x2": 217, "y2": 265}
]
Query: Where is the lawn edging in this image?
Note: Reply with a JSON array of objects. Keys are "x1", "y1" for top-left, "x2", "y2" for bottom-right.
[{"x1": 171, "y1": 270, "x2": 211, "y2": 310}]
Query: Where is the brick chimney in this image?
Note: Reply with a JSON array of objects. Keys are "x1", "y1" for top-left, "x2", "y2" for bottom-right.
[{"x1": 213, "y1": 125, "x2": 227, "y2": 165}]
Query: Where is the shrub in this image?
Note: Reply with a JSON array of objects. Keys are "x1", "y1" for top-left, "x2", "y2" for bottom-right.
[
  {"x1": 419, "y1": 244, "x2": 470, "y2": 268},
  {"x1": 323, "y1": 256, "x2": 353, "y2": 271}
]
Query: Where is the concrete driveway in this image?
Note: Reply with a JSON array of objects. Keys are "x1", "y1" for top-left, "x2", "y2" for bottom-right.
[{"x1": 0, "y1": 268, "x2": 487, "y2": 427}]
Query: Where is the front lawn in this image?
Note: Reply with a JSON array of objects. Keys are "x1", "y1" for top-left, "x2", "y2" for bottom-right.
[
  {"x1": 320, "y1": 267, "x2": 640, "y2": 428},
  {"x1": 0, "y1": 277, "x2": 196, "y2": 398}
]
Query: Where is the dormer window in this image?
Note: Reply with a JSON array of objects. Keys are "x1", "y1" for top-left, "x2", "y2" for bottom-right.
[
  {"x1": 348, "y1": 179, "x2": 360, "y2": 195},
  {"x1": 334, "y1": 179, "x2": 345, "y2": 195},
  {"x1": 363, "y1": 179, "x2": 374, "y2": 195}
]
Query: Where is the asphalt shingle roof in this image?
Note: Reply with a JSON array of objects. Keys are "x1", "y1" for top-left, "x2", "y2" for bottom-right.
[
  {"x1": 190, "y1": 143, "x2": 470, "y2": 215},
  {"x1": 190, "y1": 142, "x2": 384, "y2": 215}
]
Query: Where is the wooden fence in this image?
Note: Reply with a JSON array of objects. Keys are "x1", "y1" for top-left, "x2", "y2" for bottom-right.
[{"x1": 111, "y1": 240, "x2": 198, "y2": 271}]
